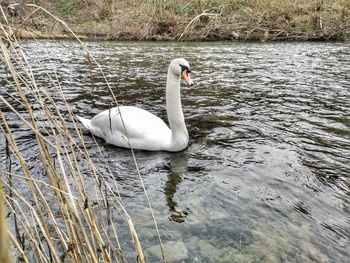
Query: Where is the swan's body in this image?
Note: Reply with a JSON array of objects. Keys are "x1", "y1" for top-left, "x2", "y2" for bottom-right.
[
  {"x1": 77, "y1": 58, "x2": 193, "y2": 152},
  {"x1": 77, "y1": 106, "x2": 185, "y2": 151}
]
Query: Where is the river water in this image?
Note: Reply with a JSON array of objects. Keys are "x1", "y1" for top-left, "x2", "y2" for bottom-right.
[{"x1": 1, "y1": 40, "x2": 349, "y2": 262}]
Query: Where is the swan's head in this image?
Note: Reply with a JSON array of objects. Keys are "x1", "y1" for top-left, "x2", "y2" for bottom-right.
[{"x1": 169, "y1": 58, "x2": 194, "y2": 86}]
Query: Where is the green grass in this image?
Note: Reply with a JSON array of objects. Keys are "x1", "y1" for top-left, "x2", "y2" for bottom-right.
[{"x1": 58, "y1": 0, "x2": 83, "y2": 15}]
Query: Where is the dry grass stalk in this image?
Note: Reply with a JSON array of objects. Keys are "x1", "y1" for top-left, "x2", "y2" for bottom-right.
[
  {"x1": 0, "y1": 181, "x2": 13, "y2": 263},
  {"x1": 178, "y1": 10, "x2": 219, "y2": 40},
  {"x1": 0, "y1": 3, "x2": 168, "y2": 263}
]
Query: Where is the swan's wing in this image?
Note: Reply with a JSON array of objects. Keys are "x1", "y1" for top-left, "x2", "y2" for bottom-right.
[{"x1": 89, "y1": 106, "x2": 171, "y2": 148}]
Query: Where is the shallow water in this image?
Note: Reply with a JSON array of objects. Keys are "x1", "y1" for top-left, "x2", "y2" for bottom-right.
[{"x1": 1, "y1": 40, "x2": 350, "y2": 262}]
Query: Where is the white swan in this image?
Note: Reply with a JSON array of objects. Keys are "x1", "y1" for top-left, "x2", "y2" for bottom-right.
[{"x1": 77, "y1": 58, "x2": 194, "y2": 152}]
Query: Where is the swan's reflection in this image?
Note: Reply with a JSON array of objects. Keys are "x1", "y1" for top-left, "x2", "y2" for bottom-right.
[{"x1": 164, "y1": 151, "x2": 190, "y2": 223}]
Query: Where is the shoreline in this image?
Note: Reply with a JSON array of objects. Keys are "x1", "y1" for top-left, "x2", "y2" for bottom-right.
[{"x1": 9, "y1": 28, "x2": 349, "y2": 43}]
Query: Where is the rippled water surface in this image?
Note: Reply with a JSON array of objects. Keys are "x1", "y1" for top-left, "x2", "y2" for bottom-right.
[{"x1": 1, "y1": 40, "x2": 350, "y2": 262}]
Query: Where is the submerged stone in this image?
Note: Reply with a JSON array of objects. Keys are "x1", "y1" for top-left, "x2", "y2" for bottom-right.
[{"x1": 145, "y1": 240, "x2": 188, "y2": 262}]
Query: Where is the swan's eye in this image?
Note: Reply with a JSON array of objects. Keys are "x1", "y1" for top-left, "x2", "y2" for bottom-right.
[{"x1": 180, "y1": 64, "x2": 191, "y2": 74}]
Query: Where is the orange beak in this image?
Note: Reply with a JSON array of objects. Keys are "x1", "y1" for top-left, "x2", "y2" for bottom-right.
[{"x1": 182, "y1": 70, "x2": 194, "y2": 86}]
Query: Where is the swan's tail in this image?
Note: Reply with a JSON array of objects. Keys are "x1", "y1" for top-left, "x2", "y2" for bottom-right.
[{"x1": 76, "y1": 115, "x2": 91, "y2": 130}]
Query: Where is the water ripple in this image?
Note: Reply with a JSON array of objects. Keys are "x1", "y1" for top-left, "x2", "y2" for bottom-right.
[{"x1": 1, "y1": 40, "x2": 349, "y2": 262}]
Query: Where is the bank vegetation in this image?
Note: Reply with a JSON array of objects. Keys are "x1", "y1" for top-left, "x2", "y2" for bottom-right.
[{"x1": 1, "y1": 0, "x2": 350, "y2": 41}]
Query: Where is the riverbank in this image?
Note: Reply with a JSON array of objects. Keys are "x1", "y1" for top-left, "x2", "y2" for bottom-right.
[{"x1": 2, "y1": 0, "x2": 350, "y2": 41}]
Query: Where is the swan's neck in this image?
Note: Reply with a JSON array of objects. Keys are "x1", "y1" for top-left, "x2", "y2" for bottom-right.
[{"x1": 166, "y1": 70, "x2": 189, "y2": 150}]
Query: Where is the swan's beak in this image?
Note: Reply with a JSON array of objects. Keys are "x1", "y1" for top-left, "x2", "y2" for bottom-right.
[{"x1": 182, "y1": 70, "x2": 194, "y2": 86}]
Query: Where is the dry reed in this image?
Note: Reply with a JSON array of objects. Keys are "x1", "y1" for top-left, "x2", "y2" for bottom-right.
[
  {"x1": 0, "y1": 180, "x2": 12, "y2": 263},
  {"x1": 0, "y1": 3, "x2": 166, "y2": 263}
]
